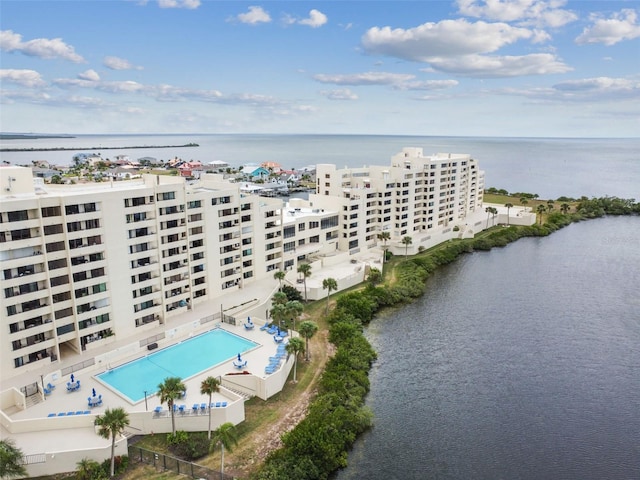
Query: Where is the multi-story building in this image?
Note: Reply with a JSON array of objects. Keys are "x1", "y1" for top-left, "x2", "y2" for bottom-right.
[
  {"x1": 309, "y1": 148, "x2": 485, "y2": 253},
  {"x1": 0, "y1": 167, "x2": 343, "y2": 381},
  {"x1": 1, "y1": 148, "x2": 485, "y2": 381}
]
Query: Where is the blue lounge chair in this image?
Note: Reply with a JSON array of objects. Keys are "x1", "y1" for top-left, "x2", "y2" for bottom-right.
[
  {"x1": 47, "y1": 382, "x2": 56, "y2": 390},
  {"x1": 192, "y1": 404, "x2": 199, "y2": 413},
  {"x1": 83, "y1": 411, "x2": 91, "y2": 415},
  {"x1": 274, "y1": 335, "x2": 284, "y2": 343},
  {"x1": 260, "y1": 322, "x2": 272, "y2": 331},
  {"x1": 48, "y1": 413, "x2": 56, "y2": 417},
  {"x1": 57, "y1": 412, "x2": 66, "y2": 416},
  {"x1": 43, "y1": 387, "x2": 51, "y2": 396},
  {"x1": 179, "y1": 404, "x2": 185, "y2": 413},
  {"x1": 75, "y1": 411, "x2": 83, "y2": 415},
  {"x1": 67, "y1": 412, "x2": 74, "y2": 416},
  {"x1": 221, "y1": 401, "x2": 227, "y2": 407},
  {"x1": 215, "y1": 402, "x2": 221, "y2": 408},
  {"x1": 267, "y1": 326, "x2": 278, "y2": 335},
  {"x1": 154, "y1": 406, "x2": 162, "y2": 414},
  {"x1": 200, "y1": 403, "x2": 207, "y2": 412}
]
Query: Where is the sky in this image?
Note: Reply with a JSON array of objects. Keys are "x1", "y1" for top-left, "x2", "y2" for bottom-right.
[{"x1": 1, "y1": 0, "x2": 639, "y2": 137}]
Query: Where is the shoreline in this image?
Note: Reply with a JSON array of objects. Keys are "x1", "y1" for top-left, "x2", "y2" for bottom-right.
[{"x1": 0, "y1": 143, "x2": 199, "y2": 152}]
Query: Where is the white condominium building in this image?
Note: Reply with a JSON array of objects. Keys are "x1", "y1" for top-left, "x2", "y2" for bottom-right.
[
  {"x1": 0, "y1": 167, "x2": 339, "y2": 381},
  {"x1": 0, "y1": 147, "x2": 484, "y2": 381},
  {"x1": 309, "y1": 148, "x2": 484, "y2": 253}
]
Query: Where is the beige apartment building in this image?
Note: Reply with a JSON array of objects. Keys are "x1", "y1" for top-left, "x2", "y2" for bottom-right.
[
  {"x1": 0, "y1": 167, "x2": 340, "y2": 382},
  {"x1": 309, "y1": 148, "x2": 485, "y2": 254},
  {"x1": 1, "y1": 148, "x2": 489, "y2": 383}
]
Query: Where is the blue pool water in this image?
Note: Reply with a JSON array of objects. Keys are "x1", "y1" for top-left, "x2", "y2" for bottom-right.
[{"x1": 96, "y1": 329, "x2": 257, "y2": 402}]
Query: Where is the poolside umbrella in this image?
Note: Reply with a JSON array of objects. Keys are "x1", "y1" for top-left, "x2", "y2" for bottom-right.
[
  {"x1": 70, "y1": 373, "x2": 74, "y2": 383},
  {"x1": 237, "y1": 353, "x2": 242, "y2": 361},
  {"x1": 92, "y1": 388, "x2": 96, "y2": 397}
]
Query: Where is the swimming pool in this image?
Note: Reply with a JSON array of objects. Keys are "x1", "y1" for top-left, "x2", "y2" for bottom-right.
[{"x1": 96, "y1": 329, "x2": 257, "y2": 403}]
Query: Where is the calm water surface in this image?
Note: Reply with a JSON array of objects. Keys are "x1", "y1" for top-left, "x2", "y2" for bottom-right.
[
  {"x1": 2, "y1": 134, "x2": 639, "y2": 199},
  {"x1": 336, "y1": 216, "x2": 640, "y2": 480}
]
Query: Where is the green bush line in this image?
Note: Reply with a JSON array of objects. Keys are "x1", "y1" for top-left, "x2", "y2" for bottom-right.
[{"x1": 251, "y1": 197, "x2": 638, "y2": 479}]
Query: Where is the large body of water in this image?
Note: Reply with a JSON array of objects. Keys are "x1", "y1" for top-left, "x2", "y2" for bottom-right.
[
  {"x1": 336, "y1": 216, "x2": 640, "y2": 480},
  {"x1": 2, "y1": 134, "x2": 639, "y2": 199}
]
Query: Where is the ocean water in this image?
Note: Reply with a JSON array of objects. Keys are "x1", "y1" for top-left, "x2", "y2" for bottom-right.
[
  {"x1": 336, "y1": 216, "x2": 640, "y2": 480},
  {"x1": 1, "y1": 134, "x2": 639, "y2": 199}
]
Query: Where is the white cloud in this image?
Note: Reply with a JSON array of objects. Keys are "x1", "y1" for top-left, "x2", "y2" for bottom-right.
[
  {"x1": 0, "y1": 30, "x2": 84, "y2": 63},
  {"x1": 0, "y1": 69, "x2": 47, "y2": 87},
  {"x1": 456, "y1": 0, "x2": 577, "y2": 28},
  {"x1": 236, "y1": 6, "x2": 271, "y2": 25},
  {"x1": 78, "y1": 69, "x2": 100, "y2": 81},
  {"x1": 362, "y1": 19, "x2": 540, "y2": 60},
  {"x1": 320, "y1": 89, "x2": 358, "y2": 100},
  {"x1": 103, "y1": 56, "x2": 143, "y2": 71},
  {"x1": 361, "y1": 19, "x2": 571, "y2": 78},
  {"x1": 576, "y1": 9, "x2": 640, "y2": 46},
  {"x1": 427, "y1": 53, "x2": 571, "y2": 77},
  {"x1": 395, "y1": 80, "x2": 459, "y2": 91},
  {"x1": 52, "y1": 78, "x2": 98, "y2": 89},
  {"x1": 552, "y1": 77, "x2": 640, "y2": 96},
  {"x1": 97, "y1": 80, "x2": 147, "y2": 94},
  {"x1": 299, "y1": 9, "x2": 328, "y2": 28},
  {"x1": 497, "y1": 76, "x2": 640, "y2": 103},
  {"x1": 157, "y1": 0, "x2": 200, "y2": 9},
  {"x1": 313, "y1": 72, "x2": 416, "y2": 86}
]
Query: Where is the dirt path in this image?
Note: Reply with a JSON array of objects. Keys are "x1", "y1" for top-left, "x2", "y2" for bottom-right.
[{"x1": 224, "y1": 316, "x2": 333, "y2": 478}]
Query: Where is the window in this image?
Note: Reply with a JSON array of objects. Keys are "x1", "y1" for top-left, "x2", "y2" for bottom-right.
[
  {"x1": 41, "y1": 206, "x2": 61, "y2": 217},
  {"x1": 44, "y1": 224, "x2": 63, "y2": 235},
  {"x1": 187, "y1": 200, "x2": 201, "y2": 209},
  {"x1": 157, "y1": 192, "x2": 176, "y2": 201},
  {"x1": 321, "y1": 216, "x2": 339, "y2": 229},
  {"x1": 8, "y1": 210, "x2": 28, "y2": 222}
]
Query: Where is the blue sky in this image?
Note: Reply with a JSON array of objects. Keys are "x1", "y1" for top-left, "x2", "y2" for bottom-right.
[{"x1": 1, "y1": 0, "x2": 639, "y2": 137}]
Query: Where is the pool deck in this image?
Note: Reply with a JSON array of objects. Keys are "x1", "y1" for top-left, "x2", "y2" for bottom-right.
[
  {"x1": 0, "y1": 251, "x2": 382, "y2": 476},
  {"x1": 0, "y1": 279, "x2": 291, "y2": 460}
]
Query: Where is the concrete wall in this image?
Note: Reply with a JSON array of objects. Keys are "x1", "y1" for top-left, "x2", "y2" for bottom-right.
[{"x1": 25, "y1": 435, "x2": 127, "y2": 478}]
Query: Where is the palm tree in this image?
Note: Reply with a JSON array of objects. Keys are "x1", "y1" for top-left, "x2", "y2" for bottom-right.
[
  {"x1": 536, "y1": 204, "x2": 547, "y2": 224},
  {"x1": 272, "y1": 291, "x2": 288, "y2": 306},
  {"x1": 520, "y1": 197, "x2": 529, "y2": 211},
  {"x1": 95, "y1": 407, "x2": 130, "y2": 478},
  {"x1": 322, "y1": 277, "x2": 338, "y2": 314},
  {"x1": 297, "y1": 263, "x2": 312, "y2": 302},
  {"x1": 273, "y1": 270, "x2": 286, "y2": 291},
  {"x1": 490, "y1": 206, "x2": 498, "y2": 226},
  {"x1": 505, "y1": 202, "x2": 513, "y2": 225},
  {"x1": 285, "y1": 300, "x2": 304, "y2": 332},
  {"x1": 560, "y1": 203, "x2": 570, "y2": 214},
  {"x1": 270, "y1": 302, "x2": 287, "y2": 330},
  {"x1": 298, "y1": 321, "x2": 318, "y2": 362},
  {"x1": 377, "y1": 231, "x2": 391, "y2": 268},
  {"x1": 485, "y1": 206, "x2": 492, "y2": 228},
  {"x1": 285, "y1": 337, "x2": 305, "y2": 382},
  {"x1": 200, "y1": 376, "x2": 221, "y2": 440},
  {"x1": 157, "y1": 376, "x2": 185, "y2": 435},
  {"x1": 210, "y1": 422, "x2": 238, "y2": 479},
  {"x1": 547, "y1": 199, "x2": 555, "y2": 211},
  {"x1": 0, "y1": 439, "x2": 27, "y2": 479},
  {"x1": 401, "y1": 236, "x2": 412, "y2": 257}
]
